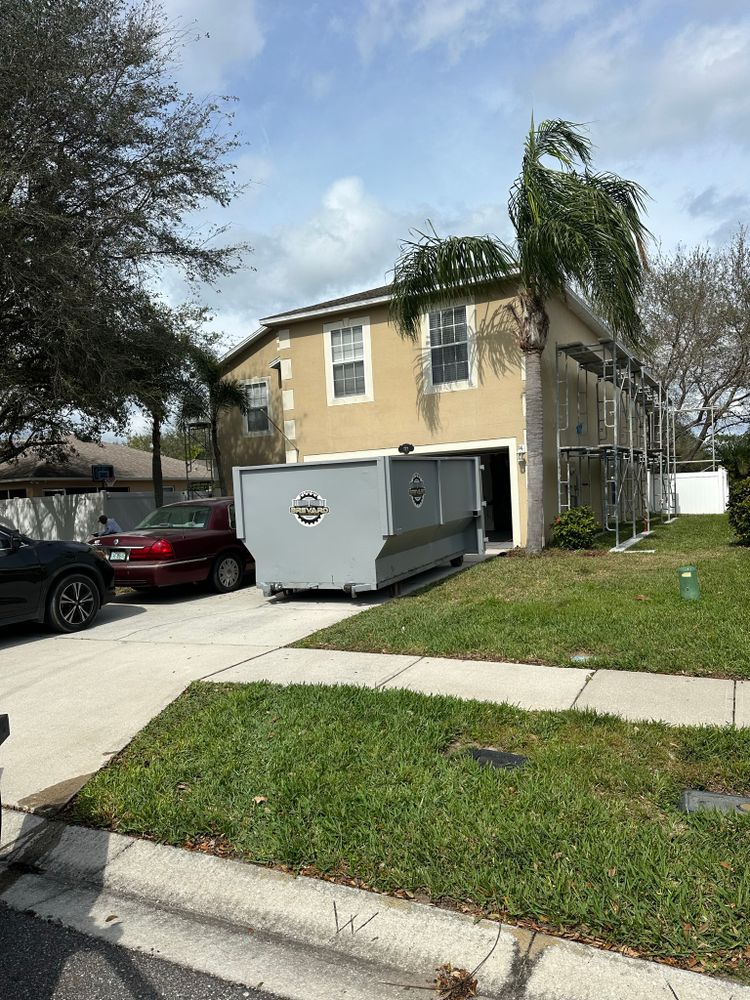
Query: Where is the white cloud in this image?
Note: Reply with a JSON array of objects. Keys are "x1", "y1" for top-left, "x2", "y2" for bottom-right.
[
  {"x1": 355, "y1": 0, "x2": 519, "y2": 62},
  {"x1": 175, "y1": 176, "x2": 507, "y2": 350},
  {"x1": 355, "y1": 0, "x2": 403, "y2": 62},
  {"x1": 531, "y1": 12, "x2": 750, "y2": 155},
  {"x1": 161, "y1": 0, "x2": 265, "y2": 92},
  {"x1": 533, "y1": 0, "x2": 595, "y2": 33}
]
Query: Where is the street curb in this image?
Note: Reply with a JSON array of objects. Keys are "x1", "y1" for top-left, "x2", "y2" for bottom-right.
[{"x1": 0, "y1": 807, "x2": 746, "y2": 1000}]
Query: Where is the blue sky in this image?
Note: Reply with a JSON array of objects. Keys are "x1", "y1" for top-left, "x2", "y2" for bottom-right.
[{"x1": 161, "y1": 0, "x2": 750, "y2": 348}]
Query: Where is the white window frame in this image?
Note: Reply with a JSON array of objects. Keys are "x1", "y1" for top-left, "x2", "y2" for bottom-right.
[
  {"x1": 241, "y1": 377, "x2": 273, "y2": 437},
  {"x1": 323, "y1": 315, "x2": 374, "y2": 406},
  {"x1": 421, "y1": 300, "x2": 477, "y2": 393}
]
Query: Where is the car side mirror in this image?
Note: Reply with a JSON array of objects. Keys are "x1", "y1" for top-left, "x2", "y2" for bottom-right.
[{"x1": 9, "y1": 530, "x2": 22, "y2": 553}]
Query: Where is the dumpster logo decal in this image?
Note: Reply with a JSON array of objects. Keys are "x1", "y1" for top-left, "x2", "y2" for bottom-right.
[
  {"x1": 408, "y1": 473, "x2": 426, "y2": 508},
  {"x1": 290, "y1": 491, "x2": 330, "y2": 527}
]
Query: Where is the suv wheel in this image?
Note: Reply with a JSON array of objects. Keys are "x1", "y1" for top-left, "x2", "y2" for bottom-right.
[
  {"x1": 211, "y1": 553, "x2": 243, "y2": 593},
  {"x1": 47, "y1": 574, "x2": 101, "y2": 633}
]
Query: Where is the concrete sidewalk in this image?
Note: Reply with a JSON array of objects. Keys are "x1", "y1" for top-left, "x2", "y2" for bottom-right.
[
  {"x1": 206, "y1": 646, "x2": 749, "y2": 728},
  {"x1": 1, "y1": 808, "x2": 744, "y2": 1000}
]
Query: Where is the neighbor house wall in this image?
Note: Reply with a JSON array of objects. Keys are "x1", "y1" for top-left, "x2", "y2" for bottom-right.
[{"x1": 0, "y1": 477, "x2": 188, "y2": 499}]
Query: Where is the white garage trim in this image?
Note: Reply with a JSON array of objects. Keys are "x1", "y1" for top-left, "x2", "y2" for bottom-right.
[{"x1": 304, "y1": 437, "x2": 522, "y2": 547}]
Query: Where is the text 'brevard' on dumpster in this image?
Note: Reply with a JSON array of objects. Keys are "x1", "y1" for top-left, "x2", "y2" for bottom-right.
[{"x1": 232, "y1": 455, "x2": 484, "y2": 596}]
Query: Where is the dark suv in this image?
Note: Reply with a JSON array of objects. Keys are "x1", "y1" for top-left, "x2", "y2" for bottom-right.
[{"x1": 0, "y1": 526, "x2": 114, "y2": 633}]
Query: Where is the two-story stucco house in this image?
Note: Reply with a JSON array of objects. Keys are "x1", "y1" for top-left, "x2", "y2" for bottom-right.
[{"x1": 218, "y1": 280, "x2": 619, "y2": 547}]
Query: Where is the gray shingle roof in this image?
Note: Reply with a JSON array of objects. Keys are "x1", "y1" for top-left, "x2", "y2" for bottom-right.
[
  {"x1": 261, "y1": 283, "x2": 392, "y2": 322},
  {"x1": 0, "y1": 437, "x2": 208, "y2": 483}
]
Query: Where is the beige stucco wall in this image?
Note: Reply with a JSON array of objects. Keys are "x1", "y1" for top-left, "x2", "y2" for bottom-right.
[
  {"x1": 220, "y1": 288, "x2": 610, "y2": 545},
  {"x1": 217, "y1": 328, "x2": 286, "y2": 489},
  {"x1": 277, "y1": 294, "x2": 524, "y2": 456}
]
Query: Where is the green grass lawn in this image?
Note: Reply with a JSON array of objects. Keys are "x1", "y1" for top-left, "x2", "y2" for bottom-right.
[
  {"x1": 71, "y1": 681, "x2": 750, "y2": 981},
  {"x1": 296, "y1": 515, "x2": 750, "y2": 678}
]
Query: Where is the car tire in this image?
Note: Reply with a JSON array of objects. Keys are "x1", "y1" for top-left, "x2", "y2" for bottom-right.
[
  {"x1": 211, "y1": 552, "x2": 244, "y2": 593},
  {"x1": 47, "y1": 573, "x2": 101, "y2": 633}
]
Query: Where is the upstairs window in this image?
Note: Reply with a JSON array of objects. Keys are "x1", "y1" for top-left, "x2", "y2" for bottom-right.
[
  {"x1": 428, "y1": 306, "x2": 470, "y2": 385},
  {"x1": 244, "y1": 379, "x2": 270, "y2": 434},
  {"x1": 331, "y1": 325, "x2": 365, "y2": 397},
  {"x1": 323, "y1": 315, "x2": 373, "y2": 406}
]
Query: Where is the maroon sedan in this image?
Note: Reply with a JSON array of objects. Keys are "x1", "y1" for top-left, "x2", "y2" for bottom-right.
[{"x1": 92, "y1": 498, "x2": 253, "y2": 592}]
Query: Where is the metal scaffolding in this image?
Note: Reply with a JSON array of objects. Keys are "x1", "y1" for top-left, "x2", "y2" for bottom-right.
[
  {"x1": 555, "y1": 339, "x2": 677, "y2": 549},
  {"x1": 183, "y1": 421, "x2": 215, "y2": 498}
]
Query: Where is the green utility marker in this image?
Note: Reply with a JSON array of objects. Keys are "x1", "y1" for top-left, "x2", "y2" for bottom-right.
[{"x1": 677, "y1": 565, "x2": 700, "y2": 600}]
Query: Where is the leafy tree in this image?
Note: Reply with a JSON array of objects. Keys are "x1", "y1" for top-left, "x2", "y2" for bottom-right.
[
  {"x1": 391, "y1": 119, "x2": 648, "y2": 552},
  {"x1": 640, "y1": 230, "x2": 750, "y2": 458},
  {"x1": 715, "y1": 432, "x2": 750, "y2": 482},
  {"x1": 0, "y1": 0, "x2": 248, "y2": 465},
  {"x1": 179, "y1": 345, "x2": 248, "y2": 497},
  {"x1": 124, "y1": 300, "x2": 199, "y2": 507},
  {"x1": 127, "y1": 430, "x2": 205, "y2": 463}
]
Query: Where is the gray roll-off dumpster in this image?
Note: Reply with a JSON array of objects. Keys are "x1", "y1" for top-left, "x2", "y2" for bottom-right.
[{"x1": 233, "y1": 456, "x2": 484, "y2": 595}]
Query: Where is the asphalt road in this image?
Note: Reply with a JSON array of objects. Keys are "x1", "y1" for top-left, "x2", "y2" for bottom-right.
[{"x1": 0, "y1": 903, "x2": 281, "y2": 1000}]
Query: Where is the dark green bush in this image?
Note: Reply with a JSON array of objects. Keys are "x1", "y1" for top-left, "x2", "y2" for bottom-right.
[
  {"x1": 550, "y1": 505, "x2": 601, "y2": 549},
  {"x1": 727, "y1": 478, "x2": 750, "y2": 545}
]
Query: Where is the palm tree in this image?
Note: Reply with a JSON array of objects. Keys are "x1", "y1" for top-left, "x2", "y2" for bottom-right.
[
  {"x1": 180, "y1": 344, "x2": 248, "y2": 496},
  {"x1": 391, "y1": 118, "x2": 649, "y2": 552}
]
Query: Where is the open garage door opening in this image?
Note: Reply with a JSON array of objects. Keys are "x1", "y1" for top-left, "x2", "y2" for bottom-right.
[{"x1": 480, "y1": 449, "x2": 513, "y2": 543}]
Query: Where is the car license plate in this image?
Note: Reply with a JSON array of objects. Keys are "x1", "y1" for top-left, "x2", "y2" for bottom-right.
[{"x1": 109, "y1": 550, "x2": 127, "y2": 561}]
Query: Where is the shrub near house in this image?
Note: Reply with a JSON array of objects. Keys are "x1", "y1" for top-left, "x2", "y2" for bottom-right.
[
  {"x1": 550, "y1": 505, "x2": 601, "y2": 550},
  {"x1": 727, "y1": 478, "x2": 750, "y2": 545}
]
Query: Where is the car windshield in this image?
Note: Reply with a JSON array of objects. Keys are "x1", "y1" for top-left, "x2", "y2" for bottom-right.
[{"x1": 135, "y1": 505, "x2": 212, "y2": 530}]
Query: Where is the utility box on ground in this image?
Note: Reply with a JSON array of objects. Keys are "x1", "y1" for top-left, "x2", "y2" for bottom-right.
[{"x1": 233, "y1": 456, "x2": 484, "y2": 595}]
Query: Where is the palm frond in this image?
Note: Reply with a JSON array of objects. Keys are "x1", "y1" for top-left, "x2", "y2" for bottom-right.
[
  {"x1": 391, "y1": 231, "x2": 517, "y2": 340},
  {"x1": 509, "y1": 121, "x2": 651, "y2": 339},
  {"x1": 528, "y1": 118, "x2": 593, "y2": 170}
]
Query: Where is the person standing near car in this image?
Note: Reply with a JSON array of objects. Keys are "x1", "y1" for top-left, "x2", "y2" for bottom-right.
[{"x1": 95, "y1": 514, "x2": 122, "y2": 536}]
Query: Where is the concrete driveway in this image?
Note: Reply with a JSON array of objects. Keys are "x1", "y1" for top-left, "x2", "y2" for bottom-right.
[{"x1": 0, "y1": 584, "x2": 374, "y2": 811}]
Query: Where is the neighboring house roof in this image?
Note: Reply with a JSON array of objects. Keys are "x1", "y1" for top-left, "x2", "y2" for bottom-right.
[
  {"x1": 0, "y1": 437, "x2": 210, "y2": 484},
  {"x1": 221, "y1": 280, "x2": 619, "y2": 365}
]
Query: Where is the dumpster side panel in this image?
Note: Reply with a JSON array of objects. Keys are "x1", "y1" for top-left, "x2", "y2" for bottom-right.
[{"x1": 374, "y1": 456, "x2": 483, "y2": 588}]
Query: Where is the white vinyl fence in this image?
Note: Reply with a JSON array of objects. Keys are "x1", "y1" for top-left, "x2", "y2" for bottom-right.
[
  {"x1": 0, "y1": 491, "x2": 186, "y2": 542},
  {"x1": 675, "y1": 468, "x2": 729, "y2": 515}
]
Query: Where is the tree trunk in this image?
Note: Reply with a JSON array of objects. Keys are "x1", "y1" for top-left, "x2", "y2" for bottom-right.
[
  {"x1": 524, "y1": 348, "x2": 545, "y2": 553},
  {"x1": 512, "y1": 290, "x2": 550, "y2": 554},
  {"x1": 151, "y1": 414, "x2": 164, "y2": 508},
  {"x1": 211, "y1": 419, "x2": 226, "y2": 496}
]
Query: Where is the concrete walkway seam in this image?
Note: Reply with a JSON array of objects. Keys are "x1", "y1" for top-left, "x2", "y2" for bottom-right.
[
  {"x1": 198, "y1": 645, "x2": 285, "y2": 682},
  {"x1": 0, "y1": 808, "x2": 744, "y2": 1000},
  {"x1": 374, "y1": 655, "x2": 425, "y2": 689},
  {"x1": 570, "y1": 668, "x2": 597, "y2": 710}
]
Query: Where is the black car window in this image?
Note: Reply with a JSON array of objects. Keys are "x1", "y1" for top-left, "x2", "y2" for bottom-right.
[{"x1": 134, "y1": 505, "x2": 212, "y2": 530}]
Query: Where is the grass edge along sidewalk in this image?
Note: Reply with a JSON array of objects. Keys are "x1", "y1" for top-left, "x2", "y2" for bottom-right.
[
  {"x1": 295, "y1": 515, "x2": 750, "y2": 680},
  {"x1": 70, "y1": 680, "x2": 750, "y2": 985}
]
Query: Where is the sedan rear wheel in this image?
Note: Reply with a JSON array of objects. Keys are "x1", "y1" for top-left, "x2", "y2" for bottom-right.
[
  {"x1": 211, "y1": 552, "x2": 243, "y2": 593},
  {"x1": 47, "y1": 574, "x2": 101, "y2": 633}
]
